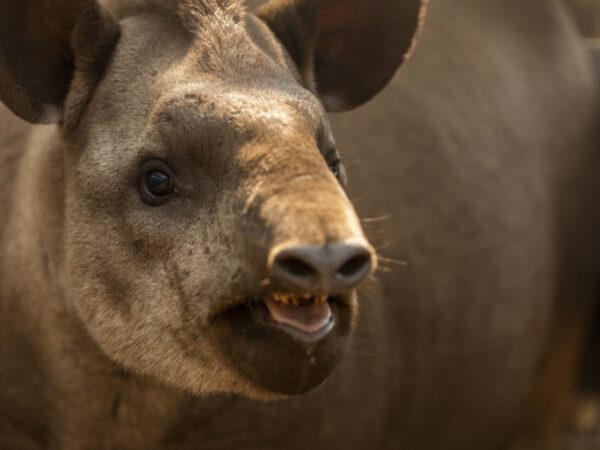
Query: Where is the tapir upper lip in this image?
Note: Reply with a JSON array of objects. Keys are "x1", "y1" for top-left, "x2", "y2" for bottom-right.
[{"x1": 208, "y1": 289, "x2": 353, "y2": 320}]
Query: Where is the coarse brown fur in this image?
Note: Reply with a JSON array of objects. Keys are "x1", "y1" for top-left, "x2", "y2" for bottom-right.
[{"x1": 0, "y1": 0, "x2": 599, "y2": 449}]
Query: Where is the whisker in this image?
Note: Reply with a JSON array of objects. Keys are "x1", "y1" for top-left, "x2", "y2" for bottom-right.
[
  {"x1": 345, "y1": 159, "x2": 362, "y2": 167},
  {"x1": 361, "y1": 215, "x2": 391, "y2": 223},
  {"x1": 377, "y1": 256, "x2": 408, "y2": 266},
  {"x1": 375, "y1": 241, "x2": 393, "y2": 251},
  {"x1": 351, "y1": 193, "x2": 368, "y2": 203}
]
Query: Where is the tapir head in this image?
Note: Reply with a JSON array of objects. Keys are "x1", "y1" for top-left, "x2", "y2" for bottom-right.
[{"x1": 0, "y1": 0, "x2": 425, "y2": 398}]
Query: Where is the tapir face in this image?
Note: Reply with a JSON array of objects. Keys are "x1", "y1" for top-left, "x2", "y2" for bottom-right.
[{"x1": 0, "y1": 0, "x2": 424, "y2": 398}]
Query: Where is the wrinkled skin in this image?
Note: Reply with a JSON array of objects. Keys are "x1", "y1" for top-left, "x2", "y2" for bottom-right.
[{"x1": 1, "y1": 0, "x2": 600, "y2": 449}]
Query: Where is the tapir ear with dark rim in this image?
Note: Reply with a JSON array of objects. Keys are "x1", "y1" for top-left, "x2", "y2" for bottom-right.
[
  {"x1": 256, "y1": 0, "x2": 426, "y2": 112},
  {"x1": 0, "y1": 0, "x2": 120, "y2": 124}
]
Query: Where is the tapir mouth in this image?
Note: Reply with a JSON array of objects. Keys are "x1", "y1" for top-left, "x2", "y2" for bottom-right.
[
  {"x1": 264, "y1": 293, "x2": 335, "y2": 342},
  {"x1": 209, "y1": 291, "x2": 354, "y2": 395},
  {"x1": 214, "y1": 293, "x2": 341, "y2": 343}
]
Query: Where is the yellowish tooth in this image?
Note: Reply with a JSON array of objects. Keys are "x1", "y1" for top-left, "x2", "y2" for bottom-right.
[
  {"x1": 315, "y1": 295, "x2": 327, "y2": 305},
  {"x1": 272, "y1": 293, "x2": 326, "y2": 306}
]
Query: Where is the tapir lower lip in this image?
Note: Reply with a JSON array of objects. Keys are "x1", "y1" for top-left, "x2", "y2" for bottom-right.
[{"x1": 271, "y1": 317, "x2": 336, "y2": 343}]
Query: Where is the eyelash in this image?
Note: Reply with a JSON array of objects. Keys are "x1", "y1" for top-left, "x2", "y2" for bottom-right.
[
  {"x1": 329, "y1": 160, "x2": 342, "y2": 178},
  {"x1": 325, "y1": 152, "x2": 342, "y2": 179}
]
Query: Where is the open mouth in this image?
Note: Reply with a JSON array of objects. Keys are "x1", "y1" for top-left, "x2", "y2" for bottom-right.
[
  {"x1": 264, "y1": 293, "x2": 336, "y2": 342},
  {"x1": 214, "y1": 293, "x2": 344, "y2": 343},
  {"x1": 209, "y1": 292, "x2": 354, "y2": 395}
]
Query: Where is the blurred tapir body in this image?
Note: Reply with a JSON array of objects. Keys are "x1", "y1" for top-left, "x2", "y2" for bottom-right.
[{"x1": 1, "y1": 0, "x2": 599, "y2": 448}]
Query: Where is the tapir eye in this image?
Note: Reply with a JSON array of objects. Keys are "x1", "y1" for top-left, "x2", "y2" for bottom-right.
[
  {"x1": 139, "y1": 159, "x2": 175, "y2": 206},
  {"x1": 147, "y1": 171, "x2": 172, "y2": 195},
  {"x1": 329, "y1": 161, "x2": 341, "y2": 180},
  {"x1": 325, "y1": 150, "x2": 345, "y2": 185}
]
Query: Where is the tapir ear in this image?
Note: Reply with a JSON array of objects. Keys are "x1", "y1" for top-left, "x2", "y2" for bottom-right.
[
  {"x1": 0, "y1": 0, "x2": 120, "y2": 124},
  {"x1": 256, "y1": 0, "x2": 426, "y2": 111}
]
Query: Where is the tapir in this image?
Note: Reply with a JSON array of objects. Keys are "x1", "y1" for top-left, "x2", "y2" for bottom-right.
[{"x1": 1, "y1": 0, "x2": 599, "y2": 448}]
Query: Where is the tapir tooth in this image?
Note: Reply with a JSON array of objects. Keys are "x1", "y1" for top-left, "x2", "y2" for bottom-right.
[{"x1": 270, "y1": 293, "x2": 330, "y2": 307}]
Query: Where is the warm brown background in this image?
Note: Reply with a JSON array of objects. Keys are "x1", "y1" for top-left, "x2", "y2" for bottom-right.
[
  {"x1": 564, "y1": 0, "x2": 600, "y2": 37},
  {"x1": 242, "y1": 1, "x2": 600, "y2": 448},
  {"x1": 246, "y1": 0, "x2": 600, "y2": 38}
]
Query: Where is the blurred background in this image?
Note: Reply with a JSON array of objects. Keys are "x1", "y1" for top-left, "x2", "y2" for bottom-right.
[
  {"x1": 560, "y1": 2, "x2": 600, "y2": 450},
  {"x1": 243, "y1": 0, "x2": 600, "y2": 448},
  {"x1": 564, "y1": 0, "x2": 600, "y2": 37},
  {"x1": 243, "y1": 1, "x2": 600, "y2": 448}
]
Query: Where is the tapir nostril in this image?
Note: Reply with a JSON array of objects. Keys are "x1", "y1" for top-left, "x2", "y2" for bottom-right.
[
  {"x1": 269, "y1": 243, "x2": 374, "y2": 293},
  {"x1": 336, "y1": 253, "x2": 372, "y2": 280},
  {"x1": 277, "y1": 256, "x2": 319, "y2": 279}
]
